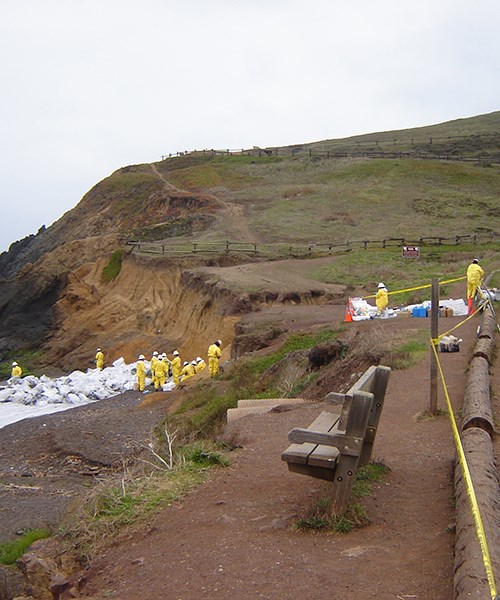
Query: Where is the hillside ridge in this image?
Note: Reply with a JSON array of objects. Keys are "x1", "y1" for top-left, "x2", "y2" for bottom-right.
[{"x1": 0, "y1": 110, "x2": 498, "y2": 361}]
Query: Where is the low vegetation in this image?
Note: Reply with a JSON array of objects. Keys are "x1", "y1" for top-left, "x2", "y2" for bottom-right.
[
  {"x1": 0, "y1": 348, "x2": 44, "y2": 380},
  {"x1": 60, "y1": 440, "x2": 228, "y2": 560},
  {"x1": 0, "y1": 529, "x2": 50, "y2": 565},
  {"x1": 101, "y1": 248, "x2": 123, "y2": 283},
  {"x1": 295, "y1": 462, "x2": 390, "y2": 532}
]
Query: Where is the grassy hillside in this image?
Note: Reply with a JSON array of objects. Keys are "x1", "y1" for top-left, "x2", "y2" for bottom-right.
[
  {"x1": 303, "y1": 110, "x2": 500, "y2": 157},
  {"x1": 156, "y1": 154, "x2": 500, "y2": 244}
]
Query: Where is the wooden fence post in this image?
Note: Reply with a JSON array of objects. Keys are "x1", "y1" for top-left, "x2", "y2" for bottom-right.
[{"x1": 429, "y1": 278, "x2": 439, "y2": 415}]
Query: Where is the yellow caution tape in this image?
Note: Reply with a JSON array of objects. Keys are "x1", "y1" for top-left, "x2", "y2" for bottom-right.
[
  {"x1": 363, "y1": 276, "x2": 467, "y2": 299},
  {"x1": 437, "y1": 300, "x2": 489, "y2": 340},
  {"x1": 431, "y1": 342, "x2": 498, "y2": 599}
]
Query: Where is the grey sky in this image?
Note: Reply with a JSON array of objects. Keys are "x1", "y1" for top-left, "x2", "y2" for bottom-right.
[{"x1": 1, "y1": 0, "x2": 499, "y2": 253}]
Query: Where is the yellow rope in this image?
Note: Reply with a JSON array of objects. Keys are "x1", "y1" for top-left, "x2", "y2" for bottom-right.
[
  {"x1": 431, "y1": 342, "x2": 498, "y2": 599},
  {"x1": 437, "y1": 300, "x2": 489, "y2": 340},
  {"x1": 363, "y1": 276, "x2": 466, "y2": 299}
]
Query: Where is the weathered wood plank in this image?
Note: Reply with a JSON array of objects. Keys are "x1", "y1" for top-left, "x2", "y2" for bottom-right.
[
  {"x1": 477, "y1": 306, "x2": 497, "y2": 339},
  {"x1": 454, "y1": 427, "x2": 500, "y2": 600},
  {"x1": 472, "y1": 337, "x2": 495, "y2": 365},
  {"x1": 360, "y1": 365, "x2": 391, "y2": 465},
  {"x1": 281, "y1": 411, "x2": 340, "y2": 465},
  {"x1": 331, "y1": 391, "x2": 373, "y2": 513},
  {"x1": 288, "y1": 429, "x2": 362, "y2": 456},
  {"x1": 461, "y1": 356, "x2": 494, "y2": 436}
]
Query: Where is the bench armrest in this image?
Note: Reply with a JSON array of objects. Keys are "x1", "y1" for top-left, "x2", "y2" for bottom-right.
[{"x1": 288, "y1": 429, "x2": 363, "y2": 457}]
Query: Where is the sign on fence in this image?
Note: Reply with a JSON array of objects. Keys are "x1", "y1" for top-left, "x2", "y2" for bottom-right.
[{"x1": 402, "y1": 245, "x2": 420, "y2": 258}]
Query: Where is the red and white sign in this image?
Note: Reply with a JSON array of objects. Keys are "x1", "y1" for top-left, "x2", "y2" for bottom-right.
[{"x1": 402, "y1": 245, "x2": 420, "y2": 258}]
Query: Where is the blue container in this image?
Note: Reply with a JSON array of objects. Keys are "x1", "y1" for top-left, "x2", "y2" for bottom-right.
[{"x1": 412, "y1": 307, "x2": 427, "y2": 318}]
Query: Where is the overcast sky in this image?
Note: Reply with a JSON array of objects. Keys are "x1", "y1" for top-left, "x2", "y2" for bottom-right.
[{"x1": 1, "y1": 0, "x2": 499, "y2": 253}]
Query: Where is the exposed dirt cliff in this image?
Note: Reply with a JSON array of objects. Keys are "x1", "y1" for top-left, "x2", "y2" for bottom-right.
[{"x1": 0, "y1": 163, "x2": 223, "y2": 357}]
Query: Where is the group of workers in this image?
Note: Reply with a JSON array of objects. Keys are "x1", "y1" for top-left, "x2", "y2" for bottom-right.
[
  {"x1": 373, "y1": 258, "x2": 486, "y2": 317},
  {"x1": 134, "y1": 339, "x2": 222, "y2": 392},
  {"x1": 8, "y1": 258, "x2": 487, "y2": 383}
]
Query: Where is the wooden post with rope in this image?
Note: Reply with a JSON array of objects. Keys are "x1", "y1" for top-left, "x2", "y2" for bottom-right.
[{"x1": 430, "y1": 278, "x2": 439, "y2": 414}]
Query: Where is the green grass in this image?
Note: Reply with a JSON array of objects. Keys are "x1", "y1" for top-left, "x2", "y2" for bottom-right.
[
  {"x1": 309, "y1": 243, "x2": 500, "y2": 303},
  {"x1": 246, "y1": 328, "x2": 343, "y2": 375},
  {"x1": 101, "y1": 249, "x2": 123, "y2": 283},
  {"x1": 0, "y1": 348, "x2": 45, "y2": 379},
  {"x1": 0, "y1": 529, "x2": 51, "y2": 565},
  {"x1": 386, "y1": 334, "x2": 429, "y2": 370},
  {"x1": 60, "y1": 441, "x2": 228, "y2": 560}
]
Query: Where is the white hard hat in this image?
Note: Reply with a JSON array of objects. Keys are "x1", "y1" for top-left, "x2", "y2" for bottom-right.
[
  {"x1": 377, "y1": 282, "x2": 386, "y2": 288},
  {"x1": 162, "y1": 353, "x2": 167, "y2": 358},
  {"x1": 191, "y1": 360, "x2": 197, "y2": 366},
  {"x1": 96, "y1": 348, "x2": 101, "y2": 352},
  {"x1": 173, "y1": 350, "x2": 179, "y2": 356},
  {"x1": 158, "y1": 356, "x2": 163, "y2": 360},
  {"x1": 12, "y1": 362, "x2": 17, "y2": 366},
  {"x1": 196, "y1": 357, "x2": 202, "y2": 362},
  {"x1": 473, "y1": 258, "x2": 479, "y2": 264},
  {"x1": 183, "y1": 361, "x2": 189, "y2": 366},
  {"x1": 138, "y1": 355, "x2": 145, "y2": 360},
  {"x1": 153, "y1": 351, "x2": 158, "y2": 356}
]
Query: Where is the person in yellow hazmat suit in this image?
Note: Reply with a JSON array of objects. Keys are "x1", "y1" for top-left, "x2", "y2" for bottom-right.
[
  {"x1": 95, "y1": 348, "x2": 104, "y2": 370},
  {"x1": 195, "y1": 357, "x2": 206, "y2": 373},
  {"x1": 136, "y1": 355, "x2": 147, "y2": 392},
  {"x1": 207, "y1": 340, "x2": 222, "y2": 377},
  {"x1": 466, "y1": 259, "x2": 485, "y2": 314},
  {"x1": 150, "y1": 351, "x2": 159, "y2": 388},
  {"x1": 153, "y1": 356, "x2": 168, "y2": 390},
  {"x1": 375, "y1": 283, "x2": 389, "y2": 317},
  {"x1": 161, "y1": 352, "x2": 172, "y2": 377},
  {"x1": 11, "y1": 362, "x2": 22, "y2": 378},
  {"x1": 179, "y1": 360, "x2": 196, "y2": 382},
  {"x1": 171, "y1": 350, "x2": 181, "y2": 385}
]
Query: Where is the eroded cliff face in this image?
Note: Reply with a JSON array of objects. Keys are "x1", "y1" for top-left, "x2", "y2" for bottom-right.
[
  {"x1": 43, "y1": 254, "x2": 242, "y2": 370},
  {"x1": 0, "y1": 234, "x2": 120, "y2": 355},
  {"x1": 41, "y1": 252, "x2": 346, "y2": 371}
]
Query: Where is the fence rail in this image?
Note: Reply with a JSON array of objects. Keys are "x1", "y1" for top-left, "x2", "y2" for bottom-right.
[
  {"x1": 161, "y1": 132, "x2": 500, "y2": 164},
  {"x1": 126, "y1": 231, "x2": 499, "y2": 258}
]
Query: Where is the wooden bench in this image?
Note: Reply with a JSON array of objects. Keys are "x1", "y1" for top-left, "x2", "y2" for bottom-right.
[{"x1": 281, "y1": 365, "x2": 391, "y2": 513}]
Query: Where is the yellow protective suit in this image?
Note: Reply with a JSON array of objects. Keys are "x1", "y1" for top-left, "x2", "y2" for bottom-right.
[
  {"x1": 466, "y1": 262, "x2": 484, "y2": 299},
  {"x1": 150, "y1": 355, "x2": 158, "y2": 388},
  {"x1": 207, "y1": 343, "x2": 222, "y2": 377},
  {"x1": 95, "y1": 351, "x2": 104, "y2": 370},
  {"x1": 154, "y1": 360, "x2": 168, "y2": 390},
  {"x1": 136, "y1": 360, "x2": 146, "y2": 391},
  {"x1": 180, "y1": 363, "x2": 196, "y2": 382},
  {"x1": 171, "y1": 356, "x2": 181, "y2": 384},
  {"x1": 11, "y1": 365, "x2": 22, "y2": 377},
  {"x1": 195, "y1": 360, "x2": 206, "y2": 373},
  {"x1": 375, "y1": 288, "x2": 388, "y2": 315}
]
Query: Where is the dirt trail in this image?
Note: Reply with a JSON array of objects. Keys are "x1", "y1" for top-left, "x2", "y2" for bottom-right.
[
  {"x1": 150, "y1": 163, "x2": 182, "y2": 193},
  {"x1": 80, "y1": 312, "x2": 495, "y2": 600},
  {"x1": 150, "y1": 163, "x2": 259, "y2": 244}
]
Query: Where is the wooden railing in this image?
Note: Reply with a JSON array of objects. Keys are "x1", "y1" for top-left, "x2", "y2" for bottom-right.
[{"x1": 126, "y1": 231, "x2": 499, "y2": 258}]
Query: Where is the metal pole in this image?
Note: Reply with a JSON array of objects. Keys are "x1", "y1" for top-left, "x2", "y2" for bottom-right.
[{"x1": 430, "y1": 278, "x2": 439, "y2": 414}]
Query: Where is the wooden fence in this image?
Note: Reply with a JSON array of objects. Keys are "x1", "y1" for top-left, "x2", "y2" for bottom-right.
[
  {"x1": 127, "y1": 231, "x2": 499, "y2": 258},
  {"x1": 161, "y1": 131, "x2": 500, "y2": 164}
]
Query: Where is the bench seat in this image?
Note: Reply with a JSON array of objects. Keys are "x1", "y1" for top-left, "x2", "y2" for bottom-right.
[{"x1": 281, "y1": 410, "x2": 341, "y2": 481}]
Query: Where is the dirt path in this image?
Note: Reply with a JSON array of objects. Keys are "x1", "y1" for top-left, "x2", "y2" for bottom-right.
[
  {"x1": 151, "y1": 163, "x2": 182, "y2": 193},
  {"x1": 80, "y1": 314, "x2": 490, "y2": 600},
  {"x1": 150, "y1": 163, "x2": 259, "y2": 244}
]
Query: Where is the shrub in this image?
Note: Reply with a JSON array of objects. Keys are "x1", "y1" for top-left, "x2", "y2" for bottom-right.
[{"x1": 101, "y1": 249, "x2": 123, "y2": 283}]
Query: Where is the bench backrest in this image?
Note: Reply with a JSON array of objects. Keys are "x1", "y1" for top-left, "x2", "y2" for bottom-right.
[{"x1": 325, "y1": 365, "x2": 390, "y2": 465}]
